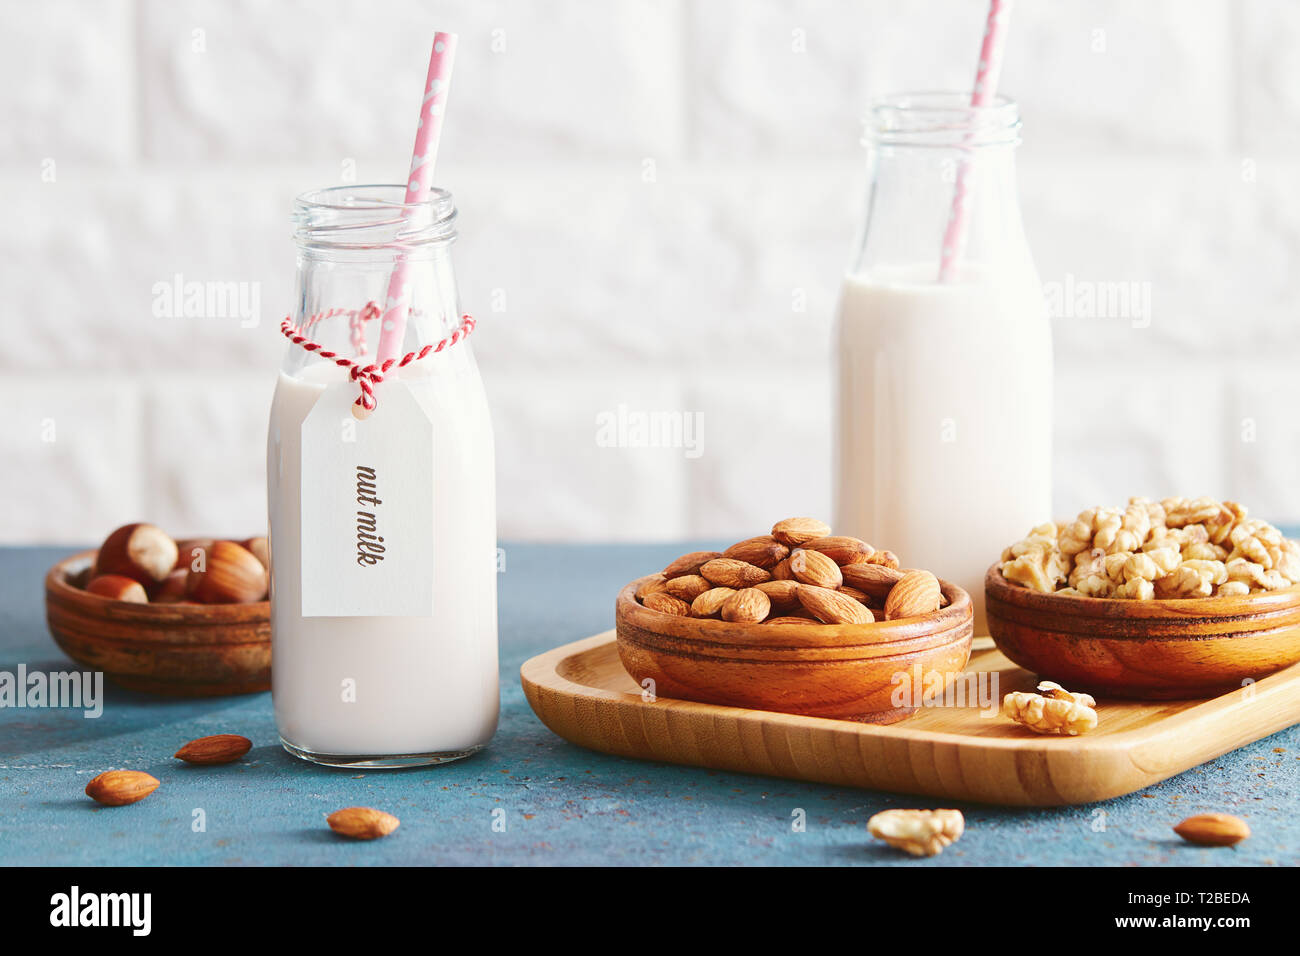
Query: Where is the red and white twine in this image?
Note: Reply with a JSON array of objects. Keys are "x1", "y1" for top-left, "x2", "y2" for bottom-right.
[{"x1": 280, "y1": 301, "x2": 476, "y2": 413}]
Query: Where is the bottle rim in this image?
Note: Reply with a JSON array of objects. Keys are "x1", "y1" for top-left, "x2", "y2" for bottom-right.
[
  {"x1": 866, "y1": 91, "x2": 1021, "y2": 148},
  {"x1": 292, "y1": 184, "x2": 458, "y2": 249}
]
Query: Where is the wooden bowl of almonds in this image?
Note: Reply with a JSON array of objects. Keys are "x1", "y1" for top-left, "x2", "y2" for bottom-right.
[
  {"x1": 614, "y1": 517, "x2": 974, "y2": 724},
  {"x1": 986, "y1": 496, "x2": 1300, "y2": 699}
]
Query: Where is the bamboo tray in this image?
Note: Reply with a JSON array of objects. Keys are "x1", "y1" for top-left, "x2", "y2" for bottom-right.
[{"x1": 521, "y1": 631, "x2": 1300, "y2": 806}]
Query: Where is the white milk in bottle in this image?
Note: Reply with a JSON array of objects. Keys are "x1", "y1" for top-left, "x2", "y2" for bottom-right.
[
  {"x1": 268, "y1": 185, "x2": 498, "y2": 767},
  {"x1": 833, "y1": 95, "x2": 1052, "y2": 632}
]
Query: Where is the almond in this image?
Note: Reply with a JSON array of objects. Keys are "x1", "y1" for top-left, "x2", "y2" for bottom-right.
[
  {"x1": 721, "y1": 588, "x2": 771, "y2": 623},
  {"x1": 765, "y1": 615, "x2": 817, "y2": 625},
  {"x1": 839, "y1": 585, "x2": 869, "y2": 603},
  {"x1": 635, "y1": 576, "x2": 669, "y2": 600},
  {"x1": 327, "y1": 806, "x2": 400, "y2": 840},
  {"x1": 174, "y1": 733, "x2": 252, "y2": 765},
  {"x1": 771, "y1": 517, "x2": 832, "y2": 547},
  {"x1": 797, "y1": 584, "x2": 874, "y2": 625},
  {"x1": 771, "y1": 557, "x2": 794, "y2": 580},
  {"x1": 700, "y1": 558, "x2": 771, "y2": 589},
  {"x1": 755, "y1": 579, "x2": 801, "y2": 611},
  {"x1": 803, "y1": 535, "x2": 872, "y2": 566},
  {"x1": 841, "y1": 562, "x2": 906, "y2": 598},
  {"x1": 789, "y1": 549, "x2": 843, "y2": 589},
  {"x1": 690, "y1": 587, "x2": 736, "y2": 618},
  {"x1": 663, "y1": 550, "x2": 722, "y2": 580},
  {"x1": 723, "y1": 535, "x2": 790, "y2": 569},
  {"x1": 1173, "y1": 814, "x2": 1250, "y2": 847},
  {"x1": 85, "y1": 770, "x2": 159, "y2": 806},
  {"x1": 884, "y1": 569, "x2": 942, "y2": 620},
  {"x1": 864, "y1": 549, "x2": 901, "y2": 569},
  {"x1": 642, "y1": 592, "x2": 691, "y2": 616},
  {"x1": 662, "y1": 574, "x2": 711, "y2": 602}
]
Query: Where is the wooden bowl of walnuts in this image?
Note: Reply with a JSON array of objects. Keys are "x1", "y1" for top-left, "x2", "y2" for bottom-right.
[
  {"x1": 44, "y1": 523, "x2": 271, "y2": 697},
  {"x1": 615, "y1": 518, "x2": 974, "y2": 724},
  {"x1": 986, "y1": 497, "x2": 1300, "y2": 699}
]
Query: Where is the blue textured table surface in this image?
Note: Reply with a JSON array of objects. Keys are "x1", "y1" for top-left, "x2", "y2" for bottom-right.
[{"x1": 2, "y1": 543, "x2": 1297, "y2": 866}]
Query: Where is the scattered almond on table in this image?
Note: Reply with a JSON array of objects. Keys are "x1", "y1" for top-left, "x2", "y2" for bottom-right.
[
  {"x1": 638, "y1": 518, "x2": 945, "y2": 627},
  {"x1": 867, "y1": 808, "x2": 965, "y2": 857},
  {"x1": 78, "y1": 739, "x2": 406, "y2": 845},
  {"x1": 327, "y1": 807, "x2": 401, "y2": 840},
  {"x1": 1002, "y1": 681, "x2": 1099, "y2": 736},
  {"x1": 174, "y1": 734, "x2": 253, "y2": 765},
  {"x1": 84, "y1": 770, "x2": 160, "y2": 806},
  {"x1": 1173, "y1": 813, "x2": 1250, "y2": 847}
]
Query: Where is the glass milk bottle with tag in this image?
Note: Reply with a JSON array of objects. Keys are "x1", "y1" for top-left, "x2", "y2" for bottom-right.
[
  {"x1": 834, "y1": 94, "x2": 1052, "y2": 633},
  {"x1": 267, "y1": 185, "x2": 498, "y2": 767}
]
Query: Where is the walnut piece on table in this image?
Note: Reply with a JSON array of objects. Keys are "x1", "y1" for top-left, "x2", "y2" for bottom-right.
[
  {"x1": 1003, "y1": 681, "x2": 1099, "y2": 736},
  {"x1": 866, "y1": 809, "x2": 965, "y2": 857}
]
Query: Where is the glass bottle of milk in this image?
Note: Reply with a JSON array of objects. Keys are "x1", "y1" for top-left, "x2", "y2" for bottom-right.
[
  {"x1": 834, "y1": 93, "x2": 1051, "y2": 633},
  {"x1": 267, "y1": 185, "x2": 498, "y2": 767}
]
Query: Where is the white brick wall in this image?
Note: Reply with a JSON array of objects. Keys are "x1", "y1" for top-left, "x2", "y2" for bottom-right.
[{"x1": 1, "y1": 0, "x2": 1298, "y2": 545}]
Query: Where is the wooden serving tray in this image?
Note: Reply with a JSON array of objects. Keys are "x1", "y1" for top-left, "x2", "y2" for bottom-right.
[{"x1": 521, "y1": 631, "x2": 1300, "y2": 806}]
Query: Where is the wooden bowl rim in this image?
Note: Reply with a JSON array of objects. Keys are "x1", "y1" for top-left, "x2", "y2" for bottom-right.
[
  {"x1": 985, "y1": 562, "x2": 1300, "y2": 620},
  {"x1": 618, "y1": 574, "x2": 971, "y2": 650},
  {"x1": 46, "y1": 550, "x2": 269, "y2": 623}
]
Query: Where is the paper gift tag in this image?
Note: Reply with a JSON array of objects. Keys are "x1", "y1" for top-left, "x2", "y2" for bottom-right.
[{"x1": 299, "y1": 381, "x2": 435, "y2": 617}]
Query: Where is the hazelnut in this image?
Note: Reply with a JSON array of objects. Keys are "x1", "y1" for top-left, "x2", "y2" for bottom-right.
[
  {"x1": 85, "y1": 575, "x2": 149, "y2": 603},
  {"x1": 241, "y1": 536, "x2": 270, "y2": 570},
  {"x1": 95, "y1": 523, "x2": 178, "y2": 585},
  {"x1": 186, "y1": 541, "x2": 268, "y2": 604},
  {"x1": 173, "y1": 538, "x2": 214, "y2": 573},
  {"x1": 151, "y1": 569, "x2": 190, "y2": 603}
]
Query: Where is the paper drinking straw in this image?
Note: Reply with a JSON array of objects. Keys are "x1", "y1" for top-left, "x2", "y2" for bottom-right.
[
  {"x1": 375, "y1": 32, "x2": 459, "y2": 364},
  {"x1": 937, "y1": 0, "x2": 1012, "y2": 282}
]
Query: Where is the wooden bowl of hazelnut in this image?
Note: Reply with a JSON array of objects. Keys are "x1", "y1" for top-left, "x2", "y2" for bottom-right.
[
  {"x1": 44, "y1": 523, "x2": 271, "y2": 696},
  {"x1": 986, "y1": 497, "x2": 1300, "y2": 699},
  {"x1": 614, "y1": 518, "x2": 974, "y2": 724}
]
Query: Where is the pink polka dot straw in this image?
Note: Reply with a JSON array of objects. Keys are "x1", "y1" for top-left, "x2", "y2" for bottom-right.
[
  {"x1": 375, "y1": 32, "x2": 459, "y2": 364},
  {"x1": 938, "y1": 0, "x2": 1012, "y2": 283}
]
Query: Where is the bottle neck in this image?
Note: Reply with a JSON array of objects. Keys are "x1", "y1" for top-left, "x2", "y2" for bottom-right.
[
  {"x1": 285, "y1": 185, "x2": 462, "y2": 374},
  {"x1": 849, "y1": 93, "x2": 1034, "y2": 284}
]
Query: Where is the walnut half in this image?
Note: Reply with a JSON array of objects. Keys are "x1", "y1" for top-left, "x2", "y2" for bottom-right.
[
  {"x1": 1003, "y1": 681, "x2": 1099, "y2": 736},
  {"x1": 867, "y1": 808, "x2": 965, "y2": 857}
]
